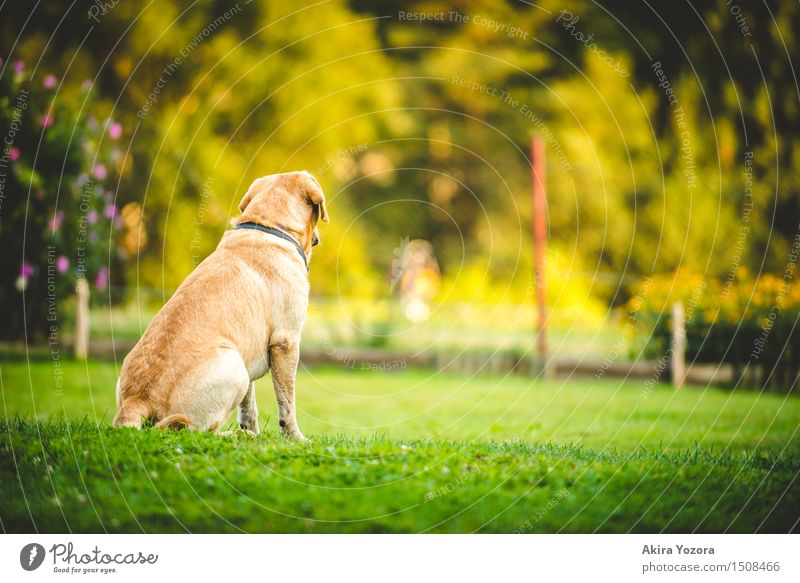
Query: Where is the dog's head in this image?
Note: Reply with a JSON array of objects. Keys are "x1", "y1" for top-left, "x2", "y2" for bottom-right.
[{"x1": 236, "y1": 171, "x2": 329, "y2": 255}]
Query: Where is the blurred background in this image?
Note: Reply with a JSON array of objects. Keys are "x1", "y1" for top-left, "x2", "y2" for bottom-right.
[{"x1": 1, "y1": 0, "x2": 798, "y2": 391}]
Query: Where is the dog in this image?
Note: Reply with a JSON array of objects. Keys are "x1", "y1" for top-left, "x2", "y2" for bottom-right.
[{"x1": 113, "y1": 171, "x2": 328, "y2": 440}]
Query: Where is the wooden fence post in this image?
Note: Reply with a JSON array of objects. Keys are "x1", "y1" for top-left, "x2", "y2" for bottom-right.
[
  {"x1": 531, "y1": 136, "x2": 551, "y2": 377},
  {"x1": 671, "y1": 301, "x2": 686, "y2": 388},
  {"x1": 75, "y1": 277, "x2": 90, "y2": 360}
]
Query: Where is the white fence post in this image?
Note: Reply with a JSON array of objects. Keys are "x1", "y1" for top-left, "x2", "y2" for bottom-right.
[
  {"x1": 671, "y1": 301, "x2": 686, "y2": 388},
  {"x1": 75, "y1": 277, "x2": 90, "y2": 360}
]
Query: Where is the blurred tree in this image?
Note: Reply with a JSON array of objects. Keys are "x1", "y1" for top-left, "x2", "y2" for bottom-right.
[
  {"x1": 2, "y1": 0, "x2": 798, "y2": 316},
  {"x1": 348, "y1": 0, "x2": 800, "y2": 304}
]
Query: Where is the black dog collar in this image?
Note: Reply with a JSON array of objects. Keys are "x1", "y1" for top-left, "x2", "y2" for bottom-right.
[{"x1": 235, "y1": 221, "x2": 308, "y2": 271}]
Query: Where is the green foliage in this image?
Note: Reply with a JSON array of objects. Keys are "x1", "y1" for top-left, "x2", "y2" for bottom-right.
[
  {"x1": 345, "y1": 0, "x2": 800, "y2": 301},
  {"x1": 94, "y1": 0, "x2": 397, "y2": 295},
  {"x1": 2, "y1": 0, "x2": 799, "y2": 312},
  {"x1": 0, "y1": 66, "x2": 121, "y2": 341}
]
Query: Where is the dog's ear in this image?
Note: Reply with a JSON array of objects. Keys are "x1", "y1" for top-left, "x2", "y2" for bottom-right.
[
  {"x1": 303, "y1": 172, "x2": 329, "y2": 223},
  {"x1": 238, "y1": 178, "x2": 264, "y2": 213}
]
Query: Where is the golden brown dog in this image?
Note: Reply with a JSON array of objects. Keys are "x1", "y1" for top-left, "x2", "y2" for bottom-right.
[{"x1": 113, "y1": 171, "x2": 328, "y2": 439}]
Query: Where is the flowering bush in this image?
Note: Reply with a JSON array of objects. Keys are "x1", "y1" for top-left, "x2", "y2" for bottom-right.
[
  {"x1": 629, "y1": 269, "x2": 800, "y2": 389},
  {"x1": 0, "y1": 62, "x2": 123, "y2": 341}
]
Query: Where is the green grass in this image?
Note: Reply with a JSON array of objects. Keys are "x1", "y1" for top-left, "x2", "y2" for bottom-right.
[{"x1": 1, "y1": 356, "x2": 799, "y2": 532}]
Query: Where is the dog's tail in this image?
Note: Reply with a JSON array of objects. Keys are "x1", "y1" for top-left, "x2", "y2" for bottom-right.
[
  {"x1": 155, "y1": 414, "x2": 192, "y2": 430},
  {"x1": 113, "y1": 400, "x2": 192, "y2": 430},
  {"x1": 112, "y1": 398, "x2": 151, "y2": 428}
]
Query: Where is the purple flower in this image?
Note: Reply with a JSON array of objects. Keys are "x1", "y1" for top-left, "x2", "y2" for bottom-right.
[
  {"x1": 41, "y1": 114, "x2": 53, "y2": 128},
  {"x1": 13, "y1": 60, "x2": 24, "y2": 73},
  {"x1": 56, "y1": 256, "x2": 69, "y2": 274},
  {"x1": 104, "y1": 203, "x2": 117, "y2": 219},
  {"x1": 92, "y1": 164, "x2": 107, "y2": 180},
  {"x1": 95, "y1": 266, "x2": 108, "y2": 291},
  {"x1": 89, "y1": 232, "x2": 98, "y2": 243},
  {"x1": 87, "y1": 209, "x2": 98, "y2": 225},
  {"x1": 43, "y1": 74, "x2": 57, "y2": 89},
  {"x1": 48, "y1": 210, "x2": 65, "y2": 232},
  {"x1": 9, "y1": 147, "x2": 20, "y2": 161},
  {"x1": 108, "y1": 121, "x2": 122, "y2": 140},
  {"x1": 20, "y1": 262, "x2": 34, "y2": 278}
]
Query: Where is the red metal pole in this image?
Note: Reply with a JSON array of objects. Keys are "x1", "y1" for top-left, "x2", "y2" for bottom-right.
[{"x1": 532, "y1": 136, "x2": 548, "y2": 368}]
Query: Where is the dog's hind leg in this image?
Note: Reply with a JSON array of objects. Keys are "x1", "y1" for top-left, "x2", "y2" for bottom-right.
[
  {"x1": 237, "y1": 382, "x2": 259, "y2": 434},
  {"x1": 175, "y1": 348, "x2": 250, "y2": 432}
]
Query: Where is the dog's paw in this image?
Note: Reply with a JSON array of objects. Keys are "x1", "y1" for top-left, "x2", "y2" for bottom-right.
[
  {"x1": 283, "y1": 430, "x2": 308, "y2": 442},
  {"x1": 278, "y1": 420, "x2": 307, "y2": 442},
  {"x1": 220, "y1": 428, "x2": 258, "y2": 437},
  {"x1": 239, "y1": 422, "x2": 260, "y2": 435}
]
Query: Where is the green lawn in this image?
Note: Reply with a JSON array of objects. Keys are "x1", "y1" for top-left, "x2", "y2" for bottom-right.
[{"x1": 1, "y1": 355, "x2": 798, "y2": 532}]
